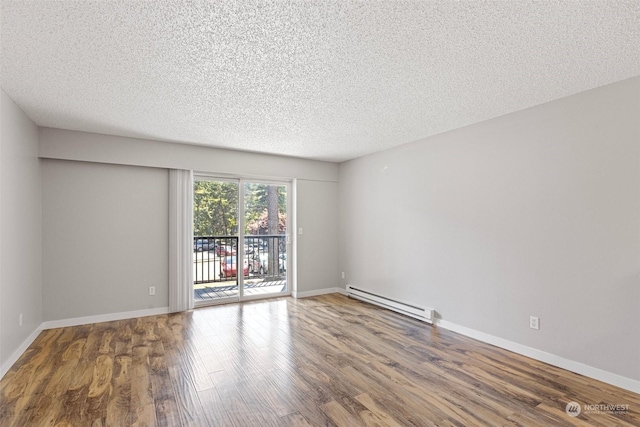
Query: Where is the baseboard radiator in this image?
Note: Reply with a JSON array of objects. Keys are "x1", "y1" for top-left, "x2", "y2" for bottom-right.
[{"x1": 346, "y1": 285, "x2": 434, "y2": 324}]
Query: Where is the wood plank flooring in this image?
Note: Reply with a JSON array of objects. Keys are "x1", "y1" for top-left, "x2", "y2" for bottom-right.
[{"x1": 1, "y1": 293, "x2": 638, "y2": 426}]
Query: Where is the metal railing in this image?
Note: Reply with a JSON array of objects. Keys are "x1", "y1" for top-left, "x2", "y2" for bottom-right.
[{"x1": 193, "y1": 235, "x2": 287, "y2": 285}]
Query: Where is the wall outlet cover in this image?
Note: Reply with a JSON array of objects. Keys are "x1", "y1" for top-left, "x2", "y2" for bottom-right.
[{"x1": 529, "y1": 316, "x2": 540, "y2": 330}]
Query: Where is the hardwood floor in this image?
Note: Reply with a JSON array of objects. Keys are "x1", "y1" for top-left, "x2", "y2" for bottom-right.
[{"x1": 1, "y1": 293, "x2": 638, "y2": 426}]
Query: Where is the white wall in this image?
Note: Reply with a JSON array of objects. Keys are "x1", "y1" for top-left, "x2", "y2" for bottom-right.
[
  {"x1": 39, "y1": 130, "x2": 340, "y2": 318},
  {"x1": 0, "y1": 90, "x2": 42, "y2": 367},
  {"x1": 42, "y1": 160, "x2": 169, "y2": 320},
  {"x1": 339, "y1": 77, "x2": 640, "y2": 382}
]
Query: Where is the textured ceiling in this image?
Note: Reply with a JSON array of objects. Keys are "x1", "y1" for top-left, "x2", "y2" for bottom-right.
[{"x1": 1, "y1": 1, "x2": 639, "y2": 162}]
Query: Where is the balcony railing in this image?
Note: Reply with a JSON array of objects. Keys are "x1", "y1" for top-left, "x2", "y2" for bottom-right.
[{"x1": 193, "y1": 235, "x2": 287, "y2": 285}]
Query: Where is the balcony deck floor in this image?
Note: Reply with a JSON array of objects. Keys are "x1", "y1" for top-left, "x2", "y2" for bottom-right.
[{"x1": 194, "y1": 279, "x2": 287, "y2": 302}]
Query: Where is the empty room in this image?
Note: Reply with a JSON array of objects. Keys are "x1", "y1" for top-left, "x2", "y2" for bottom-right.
[{"x1": 1, "y1": 1, "x2": 639, "y2": 426}]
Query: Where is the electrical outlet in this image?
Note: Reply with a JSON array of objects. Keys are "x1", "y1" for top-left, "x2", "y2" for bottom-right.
[
  {"x1": 149, "y1": 286, "x2": 156, "y2": 296},
  {"x1": 341, "y1": 272, "x2": 345, "y2": 279},
  {"x1": 298, "y1": 227, "x2": 304, "y2": 235},
  {"x1": 529, "y1": 316, "x2": 540, "y2": 330},
  {"x1": 19, "y1": 313, "x2": 23, "y2": 327}
]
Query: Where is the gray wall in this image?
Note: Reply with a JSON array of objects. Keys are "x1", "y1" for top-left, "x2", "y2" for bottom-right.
[
  {"x1": 39, "y1": 128, "x2": 337, "y2": 182},
  {"x1": 0, "y1": 90, "x2": 42, "y2": 365},
  {"x1": 296, "y1": 179, "x2": 339, "y2": 294},
  {"x1": 338, "y1": 77, "x2": 640, "y2": 381},
  {"x1": 39, "y1": 129, "x2": 340, "y2": 319},
  {"x1": 42, "y1": 160, "x2": 169, "y2": 320}
]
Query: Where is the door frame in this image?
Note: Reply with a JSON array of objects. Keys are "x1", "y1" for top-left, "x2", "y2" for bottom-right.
[{"x1": 193, "y1": 173, "x2": 293, "y2": 307}]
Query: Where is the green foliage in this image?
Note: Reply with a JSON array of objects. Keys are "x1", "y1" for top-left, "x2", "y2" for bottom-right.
[
  {"x1": 245, "y1": 208, "x2": 287, "y2": 235},
  {"x1": 193, "y1": 180, "x2": 287, "y2": 237},
  {"x1": 244, "y1": 183, "x2": 287, "y2": 235},
  {"x1": 193, "y1": 180, "x2": 238, "y2": 236}
]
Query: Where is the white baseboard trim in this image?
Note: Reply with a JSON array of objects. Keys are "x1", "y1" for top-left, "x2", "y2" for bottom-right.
[
  {"x1": 293, "y1": 287, "x2": 346, "y2": 298},
  {"x1": 1, "y1": 324, "x2": 44, "y2": 380},
  {"x1": 41, "y1": 306, "x2": 170, "y2": 330},
  {"x1": 435, "y1": 319, "x2": 640, "y2": 394}
]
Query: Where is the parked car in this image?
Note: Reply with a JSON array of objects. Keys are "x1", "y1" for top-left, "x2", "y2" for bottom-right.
[
  {"x1": 194, "y1": 239, "x2": 213, "y2": 252},
  {"x1": 245, "y1": 245, "x2": 255, "y2": 254},
  {"x1": 250, "y1": 252, "x2": 286, "y2": 274},
  {"x1": 215, "y1": 245, "x2": 236, "y2": 256},
  {"x1": 220, "y1": 256, "x2": 248, "y2": 278},
  {"x1": 246, "y1": 254, "x2": 263, "y2": 274}
]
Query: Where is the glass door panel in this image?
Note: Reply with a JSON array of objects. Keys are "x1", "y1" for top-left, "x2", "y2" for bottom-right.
[
  {"x1": 243, "y1": 182, "x2": 289, "y2": 297},
  {"x1": 193, "y1": 178, "x2": 240, "y2": 305}
]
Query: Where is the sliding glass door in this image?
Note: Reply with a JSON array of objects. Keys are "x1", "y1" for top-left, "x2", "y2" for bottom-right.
[{"x1": 193, "y1": 177, "x2": 290, "y2": 306}]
